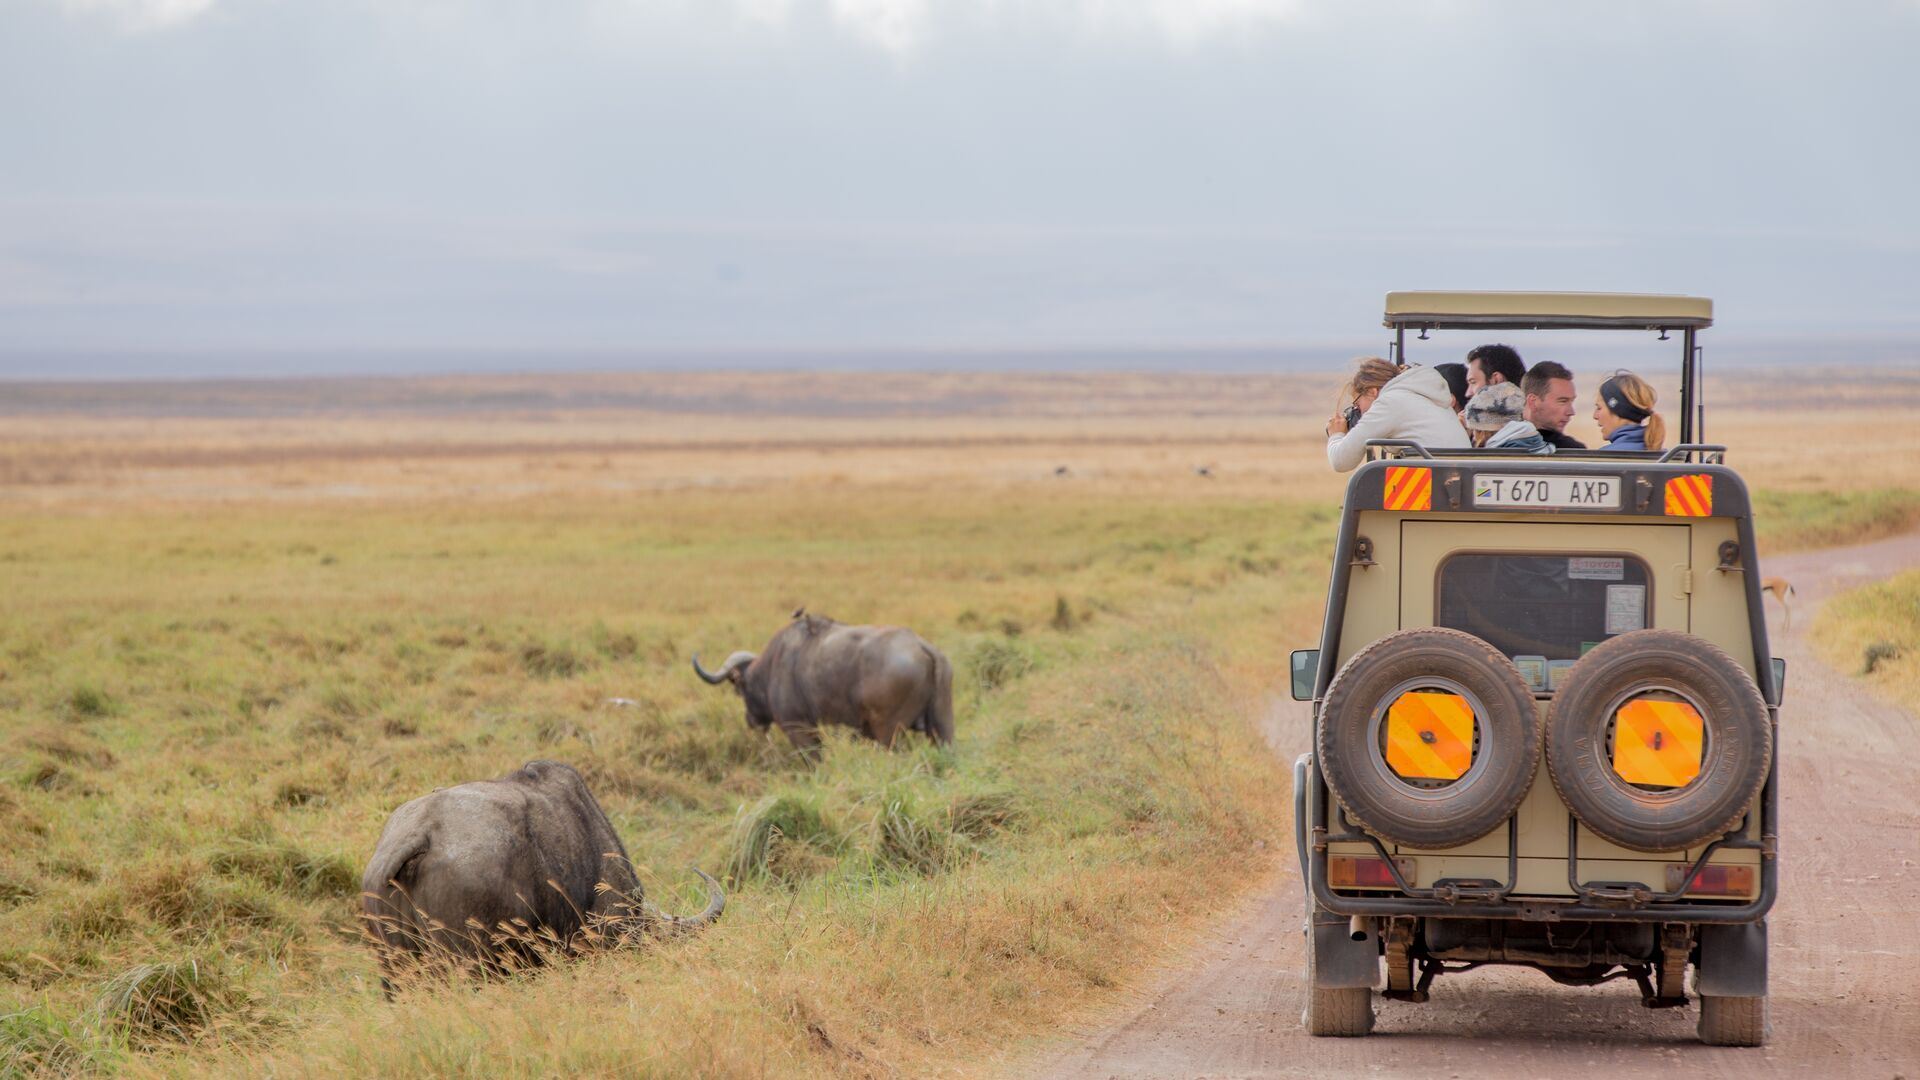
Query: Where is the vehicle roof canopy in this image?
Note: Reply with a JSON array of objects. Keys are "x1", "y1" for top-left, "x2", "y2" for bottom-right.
[{"x1": 1385, "y1": 291, "x2": 1713, "y2": 331}]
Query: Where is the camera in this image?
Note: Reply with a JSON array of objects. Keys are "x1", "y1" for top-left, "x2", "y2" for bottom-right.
[{"x1": 1342, "y1": 404, "x2": 1363, "y2": 430}]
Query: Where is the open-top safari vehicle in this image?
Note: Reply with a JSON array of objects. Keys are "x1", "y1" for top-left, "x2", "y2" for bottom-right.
[{"x1": 1290, "y1": 292, "x2": 1781, "y2": 1045}]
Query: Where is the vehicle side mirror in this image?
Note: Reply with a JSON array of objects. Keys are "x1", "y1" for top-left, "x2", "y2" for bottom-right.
[
  {"x1": 1769, "y1": 657, "x2": 1787, "y2": 706},
  {"x1": 1290, "y1": 650, "x2": 1320, "y2": 702}
]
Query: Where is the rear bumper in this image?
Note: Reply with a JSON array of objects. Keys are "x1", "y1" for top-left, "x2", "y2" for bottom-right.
[{"x1": 1294, "y1": 751, "x2": 1778, "y2": 926}]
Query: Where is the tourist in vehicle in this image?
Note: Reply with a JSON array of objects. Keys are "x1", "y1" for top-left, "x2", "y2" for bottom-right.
[
  {"x1": 1464, "y1": 344, "x2": 1525, "y2": 397},
  {"x1": 1593, "y1": 371, "x2": 1665, "y2": 451},
  {"x1": 1325, "y1": 357, "x2": 1470, "y2": 471},
  {"x1": 1434, "y1": 362, "x2": 1470, "y2": 413},
  {"x1": 1521, "y1": 360, "x2": 1586, "y2": 449},
  {"x1": 1462, "y1": 383, "x2": 1551, "y2": 453}
]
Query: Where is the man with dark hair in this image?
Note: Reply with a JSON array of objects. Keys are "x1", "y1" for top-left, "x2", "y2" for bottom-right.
[
  {"x1": 1465, "y1": 344, "x2": 1526, "y2": 396},
  {"x1": 1520, "y1": 360, "x2": 1586, "y2": 449}
]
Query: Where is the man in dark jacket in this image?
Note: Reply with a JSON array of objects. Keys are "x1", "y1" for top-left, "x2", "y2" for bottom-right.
[{"x1": 1521, "y1": 360, "x2": 1587, "y2": 449}]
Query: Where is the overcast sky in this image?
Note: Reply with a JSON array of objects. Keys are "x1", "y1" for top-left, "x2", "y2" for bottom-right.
[{"x1": 2, "y1": 0, "x2": 1917, "y2": 375}]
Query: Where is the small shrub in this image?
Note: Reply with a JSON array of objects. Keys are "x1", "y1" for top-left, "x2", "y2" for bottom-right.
[{"x1": 1863, "y1": 640, "x2": 1902, "y2": 675}]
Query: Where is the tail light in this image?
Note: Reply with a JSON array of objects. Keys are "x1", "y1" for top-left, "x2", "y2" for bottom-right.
[
  {"x1": 1328, "y1": 855, "x2": 1415, "y2": 889},
  {"x1": 1665, "y1": 862, "x2": 1755, "y2": 898}
]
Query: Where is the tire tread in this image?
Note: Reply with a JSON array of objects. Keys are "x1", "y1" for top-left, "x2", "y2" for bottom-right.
[{"x1": 1698, "y1": 994, "x2": 1767, "y2": 1046}]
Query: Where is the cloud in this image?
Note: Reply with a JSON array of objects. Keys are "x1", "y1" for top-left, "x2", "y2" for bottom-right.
[
  {"x1": 722, "y1": 0, "x2": 1307, "y2": 57},
  {"x1": 58, "y1": 0, "x2": 218, "y2": 31},
  {"x1": 827, "y1": 0, "x2": 930, "y2": 58},
  {"x1": 1073, "y1": 0, "x2": 1306, "y2": 46}
]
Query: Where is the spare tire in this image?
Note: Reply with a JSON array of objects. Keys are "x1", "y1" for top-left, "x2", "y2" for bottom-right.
[
  {"x1": 1547, "y1": 629, "x2": 1770, "y2": 853},
  {"x1": 1318, "y1": 628, "x2": 1541, "y2": 850}
]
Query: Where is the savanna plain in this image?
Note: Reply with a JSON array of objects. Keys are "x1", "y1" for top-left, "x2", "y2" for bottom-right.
[{"x1": 2, "y1": 368, "x2": 1917, "y2": 1078}]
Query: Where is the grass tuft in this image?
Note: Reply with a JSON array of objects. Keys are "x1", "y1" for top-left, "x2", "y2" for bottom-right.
[
  {"x1": 875, "y1": 790, "x2": 959, "y2": 876},
  {"x1": 89, "y1": 958, "x2": 247, "y2": 1049},
  {"x1": 968, "y1": 636, "x2": 1037, "y2": 693},
  {"x1": 64, "y1": 682, "x2": 116, "y2": 720},
  {"x1": 726, "y1": 794, "x2": 840, "y2": 885},
  {"x1": 1, "y1": 1003, "x2": 115, "y2": 1077},
  {"x1": 520, "y1": 640, "x2": 588, "y2": 679},
  {"x1": 207, "y1": 837, "x2": 359, "y2": 900},
  {"x1": 946, "y1": 788, "x2": 1027, "y2": 839}
]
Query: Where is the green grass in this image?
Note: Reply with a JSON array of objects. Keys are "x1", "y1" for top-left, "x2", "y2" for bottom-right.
[
  {"x1": 0, "y1": 489, "x2": 1329, "y2": 1078},
  {"x1": 1814, "y1": 568, "x2": 1920, "y2": 709},
  {"x1": 1752, "y1": 488, "x2": 1920, "y2": 553}
]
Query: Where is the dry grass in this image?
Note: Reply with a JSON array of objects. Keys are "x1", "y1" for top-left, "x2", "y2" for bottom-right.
[
  {"x1": 1813, "y1": 569, "x2": 1920, "y2": 711},
  {"x1": 0, "y1": 368, "x2": 1908, "y2": 1077}
]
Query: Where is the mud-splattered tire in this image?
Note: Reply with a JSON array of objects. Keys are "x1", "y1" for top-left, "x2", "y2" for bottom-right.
[
  {"x1": 1698, "y1": 994, "x2": 1768, "y2": 1046},
  {"x1": 1547, "y1": 630, "x2": 1771, "y2": 853},
  {"x1": 1318, "y1": 628, "x2": 1540, "y2": 849},
  {"x1": 1302, "y1": 921, "x2": 1374, "y2": 1037}
]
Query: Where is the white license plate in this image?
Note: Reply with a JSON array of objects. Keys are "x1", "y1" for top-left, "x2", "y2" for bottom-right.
[{"x1": 1473, "y1": 474, "x2": 1620, "y2": 509}]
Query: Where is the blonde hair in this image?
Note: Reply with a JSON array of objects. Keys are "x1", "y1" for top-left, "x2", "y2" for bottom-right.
[
  {"x1": 1339, "y1": 357, "x2": 1405, "y2": 408},
  {"x1": 1604, "y1": 370, "x2": 1665, "y2": 451}
]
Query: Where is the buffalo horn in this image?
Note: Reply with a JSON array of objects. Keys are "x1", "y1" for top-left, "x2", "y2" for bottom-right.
[
  {"x1": 691, "y1": 651, "x2": 755, "y2": 685},
  {"x1": 646, "y1": 868, "x2": 727, "y2": 934}
]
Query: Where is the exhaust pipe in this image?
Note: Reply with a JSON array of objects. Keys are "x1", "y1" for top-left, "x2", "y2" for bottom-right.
[{"x1": 1349, "y1": 915, "x2": 1373, "y2": 942}]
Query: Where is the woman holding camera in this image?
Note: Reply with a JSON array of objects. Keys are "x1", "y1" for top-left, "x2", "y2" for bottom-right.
[{"x1": 1325, "y1": 357, "x2": 1471, "y2": 472}]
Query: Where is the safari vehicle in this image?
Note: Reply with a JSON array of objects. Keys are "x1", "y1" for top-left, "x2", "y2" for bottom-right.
[{"x1": 1290, "y1": 292, "x2": 1781, "y2": 1046}]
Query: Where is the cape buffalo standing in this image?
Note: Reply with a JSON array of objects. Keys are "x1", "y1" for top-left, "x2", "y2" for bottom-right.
[
  {"x1": 360, "y1": 760, "x2": 722, "y2": 987},
  {"x1": 693, "y1": 611, "x2": 954, "y2": 751}
]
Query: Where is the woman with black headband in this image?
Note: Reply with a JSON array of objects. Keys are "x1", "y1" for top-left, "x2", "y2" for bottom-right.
[{"x1": 1592, "y1": 371, "x2": 1665, "y2": 451}]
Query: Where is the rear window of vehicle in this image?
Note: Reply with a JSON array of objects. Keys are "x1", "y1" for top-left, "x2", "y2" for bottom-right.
[{"x1": 1436, "y1": 553, "x2": 1653, "y2": 674}]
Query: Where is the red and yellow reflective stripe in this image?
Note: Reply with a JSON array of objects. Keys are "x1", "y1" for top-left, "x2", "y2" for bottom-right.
[
  {"x1": 1383, "y1": 466, "x2": 1432, "y2": 512},
  {"x1": 1384, "y1": 691, "x2": 1474, "y2": 780},
  {"x1": 1664, "y1": 473, "x2": 1714, "y2": 517},
  {"x1": 1612, "y1": 698, "x2": 1705, "y2": 788}
]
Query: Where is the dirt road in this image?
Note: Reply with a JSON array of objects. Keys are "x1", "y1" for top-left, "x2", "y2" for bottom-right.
[{"x1": 1030, "y1": 533, "x2": 1920, "y2": 1079}]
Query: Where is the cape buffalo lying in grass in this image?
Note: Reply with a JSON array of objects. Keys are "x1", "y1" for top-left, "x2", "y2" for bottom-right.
[
  {"x1": 693, "y1": 610, "x2": 954, "y2": 751},
  {"x1": 360, "y1": 760, "x2": 722, "y2": 987}
]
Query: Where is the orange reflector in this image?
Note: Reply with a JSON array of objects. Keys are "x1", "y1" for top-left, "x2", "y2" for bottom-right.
[
  {"x1": 1665, "y1": 863, "x2": 1756, "y2": 898},
  {"x1": 1612, "y1": 698, "x2": 1705, "y2": 788},
  {"x1": 1329, "y1": 855, "x2": 1415, "y2": 889},
  {"x1": 1664, "y1": 473, "x2": 1714, "y2": 517},
  {"x1": 1384, "y1": 691, "x2": 1475, "y2": 781},
  {"x1": 1383, "y1": 466, "x2": 1433, "y2": 511}
]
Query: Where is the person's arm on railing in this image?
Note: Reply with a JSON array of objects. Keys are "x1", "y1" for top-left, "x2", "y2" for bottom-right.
[{"x1": 1327, "y1": 403, "x2": 1398, "y2": 473}]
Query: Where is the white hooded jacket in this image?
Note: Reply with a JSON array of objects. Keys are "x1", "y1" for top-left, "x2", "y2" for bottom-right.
[{"x1": 1326, "y1": 365, "x2": 1472, "y2": 472}]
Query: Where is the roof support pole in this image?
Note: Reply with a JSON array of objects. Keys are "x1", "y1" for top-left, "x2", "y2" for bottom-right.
[{"x1": 1680, "y1": 327, "x2": 1698, "y2": 444}]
